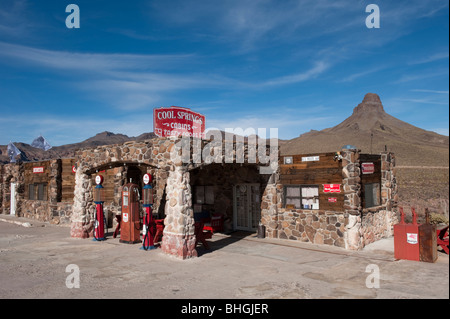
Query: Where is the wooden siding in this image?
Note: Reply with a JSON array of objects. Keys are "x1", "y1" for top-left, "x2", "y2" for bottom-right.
[{"x1": 280, "y1": 152, "x2": 344, "y2": 211}]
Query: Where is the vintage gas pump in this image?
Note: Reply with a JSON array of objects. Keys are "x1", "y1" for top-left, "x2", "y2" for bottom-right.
[
  {"x1": 119, "y1": 183, "x2": 142, "y2": 244},
  {"x1": 93, "y1": 175, "x2": 106, "y2": 241},
  {"x1": 141, "y1": 173, "x2": 156, "y2": 250}
]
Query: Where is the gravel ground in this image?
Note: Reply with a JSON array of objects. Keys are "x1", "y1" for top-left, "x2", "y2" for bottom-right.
[{"x1": 0, "y1": 216, "x2": 448, "y2": 301}]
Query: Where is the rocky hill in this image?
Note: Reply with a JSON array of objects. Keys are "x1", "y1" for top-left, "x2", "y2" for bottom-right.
[
  {"x1": 0, "y1": 131, "x2": 157, "y2": 164},
  {"x1": 281, "y1": 93, "x2": 449, "y2": 167}
]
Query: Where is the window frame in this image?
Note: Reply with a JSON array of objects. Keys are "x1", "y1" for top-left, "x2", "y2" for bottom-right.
[
  {"x1": 283, "y1": 184, "x2": 320, "y2": 210},
  {"x1": 28, "y1": 183, "x2": 48, "y2": 201}
]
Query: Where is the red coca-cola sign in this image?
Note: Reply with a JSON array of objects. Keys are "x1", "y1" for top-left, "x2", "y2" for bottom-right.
[
  {"x1": 153, "y1": 106, "x2": 206, "y2": 138},
  {"x1": 323, "y1": 184, "x2": 341, "y2": 193}
]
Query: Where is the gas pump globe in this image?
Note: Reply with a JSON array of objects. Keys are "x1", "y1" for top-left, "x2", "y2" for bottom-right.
[
  {"x1": 93, "y1": 175, "x2": 106, "y2": 241},
  {"x1": 142, "y1": 173, "x2": 153, "y2": 207},
  {"x1": 94, "y1": 175, "x2": 105, "y2": 204}
]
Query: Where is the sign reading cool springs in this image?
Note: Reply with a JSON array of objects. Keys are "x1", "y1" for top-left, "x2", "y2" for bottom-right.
[{"x1": 153, "y1": 106, "x2": 206, "y2": 138}]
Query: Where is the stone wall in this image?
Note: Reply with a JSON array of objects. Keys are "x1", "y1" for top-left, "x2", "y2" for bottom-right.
[
  {"x1": 361, "y1": 209, "x2": 396, "y2": 246},
  {"x1": 1, "y1": 138, "x2": 396, "y2": 256},
  {"x1": 0, "y1": 160, "x2": 75, "y2": 224},
  {"x1": 262, "y1": 148, "x2": 398, "y2": 251},
  {"x1": 276, "y1": 210, "x2": 347, "y2": 247},
  {"x1": 70, "y1": 136, "x2": 276, "y2": 259}
]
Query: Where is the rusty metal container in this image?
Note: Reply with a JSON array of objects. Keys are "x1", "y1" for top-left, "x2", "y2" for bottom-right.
[{"x1": 419, "y1": 209, "x2": 438, "y2": 263}]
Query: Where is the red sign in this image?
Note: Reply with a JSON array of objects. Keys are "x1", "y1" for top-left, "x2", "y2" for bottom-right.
[
  {"x1": 33, "y1": 167, "x2": 45, "y2": 174},
  {"x1": 323, "y1": 184, "x2": 341, "y2": 193},
  {"x1": 328, "y1": 197, "x2": 337, "y2": 203},
  {"x1": 153, "y1": 106, "x2": 206, "y2": 138},
  {"x1": 362, "y1": 162, "x2": 375, "y2": 174}
]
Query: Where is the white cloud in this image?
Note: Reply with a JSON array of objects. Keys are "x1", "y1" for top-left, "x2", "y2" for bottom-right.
[
  {"x1": 411, "y1": 89, "x2": 449, "y2": 94},
  {"x1": 207, "y1": 112, "x2": 335, "y2": 140},
  {"x1": 409, "y1": 52, "x2": 449, "y2": 65},
  {"x1": 0, "y1": 41, "x2": 194, "y2": 72},
  {"x1": 259, "y1": 61, "x2": 329, "y2": 87}
]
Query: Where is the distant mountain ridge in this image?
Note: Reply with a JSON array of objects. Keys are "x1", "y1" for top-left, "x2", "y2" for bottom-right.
[
  {"x1": 0, "y1": 131, "x2": 157, "y2": 164},
  {"x1": 1, "y1": 93, "x2": 448, "y2": 167}
]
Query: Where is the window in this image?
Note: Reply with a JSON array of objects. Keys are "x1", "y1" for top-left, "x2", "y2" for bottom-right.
[
  {"x1": 28, "y1": 183, "x2": 47, "y2": 201},
  {"x1": 364, "y1": 183, "x2": 380, "y2": 208},
  {"x1": 284, "y1": 185, "x2": 319, "y2": 209},
  {"x1": 194, "y1": 186, "x2": 214, "y2": 205}
]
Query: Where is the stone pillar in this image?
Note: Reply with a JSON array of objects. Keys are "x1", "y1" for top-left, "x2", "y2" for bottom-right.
[
  {"x1": 161, "y1": 166, "x2": 197, "y2": 259},
  {"x1": 0, "y1": 165, "x2": 3, "y2": 214},
  {"x1": 70, "y1": 168, "x2": 93, "y2": 238},
  {"x1": 345, "y1": 214, "x2": 363, "y2": 250},
  {"x1": 261, "y1": 173, "x2": 280, "y2": 238},
  {"x1": 381, "y1": 152, "x2": 397, "y2": 211},
  {"x1": 1, "y1": 163, "x2": 24, "y2": 217},
  {"x1": 380, "y1": 151, "x2": 398, "y2": 235},
  {"x1": 341, "y1": 148, "x2": 363, "y2": 250}
]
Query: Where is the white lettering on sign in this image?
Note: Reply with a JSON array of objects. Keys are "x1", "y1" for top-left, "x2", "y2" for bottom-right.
[
  {"x1": 302, "y1": 156, "x2": 320, "y2": 162},
  {"x1": 33, "y1": 167, "x2": 45, "y2": 173},
  {"x1": 154, "y1": 106, "x2": 206, "y2": 138}
]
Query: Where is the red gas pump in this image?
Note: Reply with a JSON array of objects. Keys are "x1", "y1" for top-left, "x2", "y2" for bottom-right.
[
  {"x1": 119, "y1": 183, "x2": 141, "y2": 244},
  {"x1": 93, "y1": 175, "x2": 106, "y2": 241},
  {"x1": 141, "y1": 173, "x2": 156, "y2": 250}
]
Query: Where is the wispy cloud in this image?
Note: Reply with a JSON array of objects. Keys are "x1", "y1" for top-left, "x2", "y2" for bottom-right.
[
  {"x1": 409, "y1": 52, "x2": 449, "y2": 65},
  {"x1": 397, "y1": 98, "x2": 449, "y2": 105},
  {"x1": 338, "y1": 66, "x2": 385, "y2": 83},
  {"x1": 411, "y1": 89, "x2": 449, "y2": 94},
  {"x1": 0, "y1": 0, "x2": 33, "y2": 38},
  {"x1": 394, "y1": 69, "x2": 449, "y2": 83},
  {"x1": 0, "y1": 41, "x2": 331, "y2": 110},
  {"x1": 0, "y1": 41, "x2": 194, "y2": 72},
  {"x1": 258, "y1": 61, "x2": 329, "y2": 87},
  {"x1": 207, "y1": 111, "x2": 335, "y2": 140}
]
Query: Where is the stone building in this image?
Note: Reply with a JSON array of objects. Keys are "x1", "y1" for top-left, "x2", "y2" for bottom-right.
[{"x1": 0, "y1": 136, "x2": 398, "y2": 259}]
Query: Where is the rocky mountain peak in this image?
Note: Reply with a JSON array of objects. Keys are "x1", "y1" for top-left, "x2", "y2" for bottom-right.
[{"x1": 352, "y1": 93, "x2": 385, "y2": 115}]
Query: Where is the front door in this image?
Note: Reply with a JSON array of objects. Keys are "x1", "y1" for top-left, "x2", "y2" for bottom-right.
[
  {"x1": 10, "y1": 183, "x2": 16, "y2": 216},
  {"x1": 233, "y1": 184, "x2": 261, "y2": 231}
]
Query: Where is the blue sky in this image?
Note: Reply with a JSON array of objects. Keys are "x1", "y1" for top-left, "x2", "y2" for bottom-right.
[{"x1": 0, "y1": 0, "x2": 448, "y2": 146}]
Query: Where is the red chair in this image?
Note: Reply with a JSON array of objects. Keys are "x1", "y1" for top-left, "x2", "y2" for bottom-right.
[
  {"x1": 203, "y1": 214, "x2": 224, "y2": 234},
  {"x1": 437, "y1": 225, "x2": 449, "y2": 254},
  {"x1": 113, "y1": 215, "x2": 121, "y2": 238},
  {"x1": 154, "y1": 219, "x2": 165, "y2": 243},
  {"x1": 195, "y1": 222, "x2": 212, "y2": 250}
]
